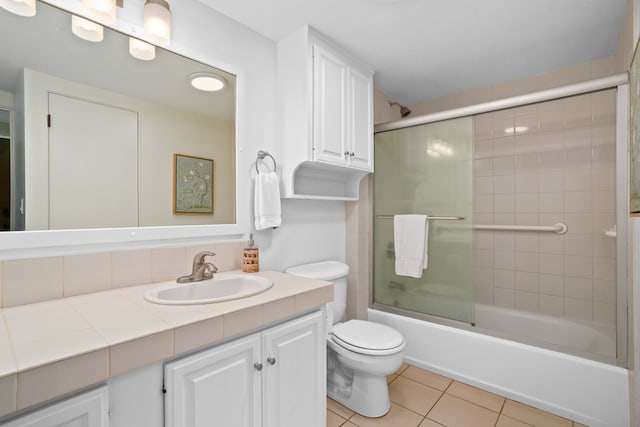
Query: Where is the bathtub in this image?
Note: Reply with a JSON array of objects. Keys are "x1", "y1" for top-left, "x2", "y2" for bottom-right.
[
  {"x1": 474, "y1": 304, "x2": 616, "y2": 362},
  {"x1": 369, "y1": 308, "x2": 630, "y2": 427}
]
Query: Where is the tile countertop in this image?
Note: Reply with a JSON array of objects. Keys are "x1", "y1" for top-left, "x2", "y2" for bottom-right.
[{"x1": 0, "y1": 271, "x2": 333, "y2": 417}]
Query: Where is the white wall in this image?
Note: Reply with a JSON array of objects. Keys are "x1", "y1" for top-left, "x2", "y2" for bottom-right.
[
  {"x1": 138, "y1": 105, "x2": 235, "y2": 227},
  {"x1": 258, "y1": 199, "x2": 346, "y2": 273}
]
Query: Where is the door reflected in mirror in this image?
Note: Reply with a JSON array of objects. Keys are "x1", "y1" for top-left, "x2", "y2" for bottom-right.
[{"x1": 0, "y1": 1, "x2": 237, "y2": 232}]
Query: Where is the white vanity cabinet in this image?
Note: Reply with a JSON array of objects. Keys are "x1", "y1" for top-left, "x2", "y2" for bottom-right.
[
  {"x1": 1, "y1": 386, "x2": 108, "y2": 427},
  {"x1": 278, "y1": 26, "x2": 373, "y2": 200},
  {"x1": 164, "y1": 310, "x2": 325, "y2": 427}
]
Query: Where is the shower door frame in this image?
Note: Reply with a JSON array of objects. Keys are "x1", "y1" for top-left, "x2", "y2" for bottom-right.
[{"x1": 372, "y1": 73, "x2": 630, "y2": 367}]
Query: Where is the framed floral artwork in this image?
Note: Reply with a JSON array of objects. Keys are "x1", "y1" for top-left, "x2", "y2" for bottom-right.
[{"x1": 174, "y1": 154, "x2": 213, "y2": 214}]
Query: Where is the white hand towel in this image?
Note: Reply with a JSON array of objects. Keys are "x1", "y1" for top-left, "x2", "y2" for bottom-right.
[
  {"x1": 254, "y1": 172, "x2": 282, "y2": 230},
  {"x1": 394, "y1": 214, "x2": 429, "y2": 278}
]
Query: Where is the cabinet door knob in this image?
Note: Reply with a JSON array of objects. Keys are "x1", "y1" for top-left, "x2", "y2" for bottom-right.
[
  {"x1": 344, "y1": 151, "x2": 350, "y2": 158},
  {"x1": 267, "y1": 357, "x2": 276, "y2": 365},
  {"x1": 350, "y1": 152, "x2": 355, "y2": 157},
  {"x1": 254, "y1": 362, "x2": 263, "y2": 371}
]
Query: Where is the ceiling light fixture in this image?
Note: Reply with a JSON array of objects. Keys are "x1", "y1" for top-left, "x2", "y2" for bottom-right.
[
  {"x1": 129, "y1": 37, "x2": 156, "y2": 61},
  {"x1": 0, "y1": 0, "x2": 36, "y2": 16},
  {"x1": 83, "y1": 0, "x2": 116, "y2": 24},
  {"x1": 71, "y1": 15, "x2": 104, "y2": 42},
  {"x1": 189, "y1": 72, "x2": 226, "y2": 92},
  {"x1": 144, "y1": 0, "x2": 171, "y2": 47}
]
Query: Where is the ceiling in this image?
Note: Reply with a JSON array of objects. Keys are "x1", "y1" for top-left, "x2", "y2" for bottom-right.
[{"x1": 196, "y1": 0, "x2": 628, "y2": 106}]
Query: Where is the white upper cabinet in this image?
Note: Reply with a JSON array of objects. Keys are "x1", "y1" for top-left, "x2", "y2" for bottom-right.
[
  {"x1": 313, "y1": 44, "x2": 348, "y2": 166},
  {"x1": 277, "y1": 26, "x2": 374, "y2": 200},
  {"x1": 313, "y1": 44, "x2": 374, "y2": 171}
]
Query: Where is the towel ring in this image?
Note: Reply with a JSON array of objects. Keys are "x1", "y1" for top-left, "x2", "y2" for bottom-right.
[{"x1": 256, "y1": 150, "x2": 277, "y2": 174}]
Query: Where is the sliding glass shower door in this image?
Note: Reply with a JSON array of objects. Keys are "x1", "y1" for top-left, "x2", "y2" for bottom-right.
[{"x1": 373, "y1": 117, "x2": 474, "y2": 324}]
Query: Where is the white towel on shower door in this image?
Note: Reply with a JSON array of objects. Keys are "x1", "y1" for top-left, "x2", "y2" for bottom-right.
[{"x1": 394, "y1": 214, "x2": 429, "y2": 278}]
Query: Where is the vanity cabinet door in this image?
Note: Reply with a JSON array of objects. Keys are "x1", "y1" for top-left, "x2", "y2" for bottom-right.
[
  {"x1": 163, "y1": 310, "x2": 325, "y2": 427},
  {"x1": 164, "y1": 334, "x2": 262, "y2": 427},
  {"x1": 1, "y1": 386, "x2": 108, "y2": 427},
  {"x1": 262, "y1": 310, "x2": 325, "y2": 427}
]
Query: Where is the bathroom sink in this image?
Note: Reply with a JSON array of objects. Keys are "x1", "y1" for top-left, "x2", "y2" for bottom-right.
[{"x1": 143, "y1": 273, "x2": 274, "y2": 305}]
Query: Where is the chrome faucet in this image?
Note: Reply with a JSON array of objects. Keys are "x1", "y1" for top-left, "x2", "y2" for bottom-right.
[{"x1": 177, "y1": 251, "x2": 218, "y2": 283}]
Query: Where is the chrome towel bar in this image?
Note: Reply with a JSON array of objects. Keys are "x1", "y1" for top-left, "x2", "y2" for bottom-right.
[
  {"x1": 376, "y1": 215, "x2": 568, "y2": 234},
  {"x1": 474, "y1": 223, "x2": 568, "y2": 234},
  {"x1": 376, "y1": 215, "x2": 465, "y2": 221}
]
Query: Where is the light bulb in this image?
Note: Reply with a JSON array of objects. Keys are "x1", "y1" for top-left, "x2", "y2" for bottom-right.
[
  {"x1": 71, "y1": 15, "x2": 104, "y2": 42},
  {"x1": 82, "y1": 0, "x2": 116, "y2": 24},
  {"x1": 0, "y1": 0, "x2": 36, "y2": 16},
  {"x1": 129, "y1": 37, "x2": 156, "y2": 61},
  {"x1": 143, "y1": 0, "x2": 171, "y2": 47}
]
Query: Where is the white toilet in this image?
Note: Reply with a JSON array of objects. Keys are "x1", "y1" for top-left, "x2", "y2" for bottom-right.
[{"x1": 286, "y1": 260, "x2": 405, "y2": 417}]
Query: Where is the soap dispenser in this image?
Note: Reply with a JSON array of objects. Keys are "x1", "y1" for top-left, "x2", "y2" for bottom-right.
[{"x1": 242, "y1": 234, "x2": 259, "y2": 273}]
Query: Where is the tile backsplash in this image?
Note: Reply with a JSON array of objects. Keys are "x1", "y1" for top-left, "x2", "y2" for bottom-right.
[{"x1": 0, "y1": 241, "x2": 245, "y2": 308}]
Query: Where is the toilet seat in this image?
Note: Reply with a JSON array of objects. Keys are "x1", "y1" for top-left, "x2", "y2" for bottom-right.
[{"x1": 331, "y1": 320, "x2": 405, "y2": 356}]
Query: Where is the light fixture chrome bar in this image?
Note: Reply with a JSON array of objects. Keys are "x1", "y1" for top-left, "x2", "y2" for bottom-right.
[{"x1": 474, "y1": 223, "x2": 568, "y2": 234}]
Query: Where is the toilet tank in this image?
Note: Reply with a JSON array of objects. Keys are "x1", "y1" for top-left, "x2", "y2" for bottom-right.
[{"x1": 285, "y1": 260, "x2": 349, "y2": 323}]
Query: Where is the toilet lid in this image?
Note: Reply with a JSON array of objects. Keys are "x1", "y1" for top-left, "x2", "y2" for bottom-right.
[{"x1": 331, "y1": 320, "x2": 404, "y2": 353}]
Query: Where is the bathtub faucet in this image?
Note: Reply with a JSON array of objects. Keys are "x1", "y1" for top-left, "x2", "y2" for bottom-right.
[{"x1": 177, "y1": 251, "x2": 218, "y2": 283}]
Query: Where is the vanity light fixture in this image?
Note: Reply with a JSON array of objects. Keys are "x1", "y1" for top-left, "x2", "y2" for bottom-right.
[
  {"x1": 144, "y1": 0, "x2": 171, "y2": 47},
  {"x1": 0, "y1": 0, "x2": 36, "y2": 16},
  {"x1": 129, "y1": 37, "x2": 156, "y2": 60},
  {"x1": 83, "y1": 0, "x2": 116, "y2": 24},
  {"x1": 189, "y1": 72, "x2": 226, "y2": 92},
  {"x1": 71, "y1": 15, "x2": 104, "y2": 42}
]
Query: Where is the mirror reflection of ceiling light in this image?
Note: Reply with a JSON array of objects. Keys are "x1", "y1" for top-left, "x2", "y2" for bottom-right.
[
  {"x1": 71, "y1": 15, "x2": 104, "y2": 42},
  {"x1": 144, "y1": 0, "x2": 171, "y2": 47},
  {"x1": 189, "y1": 72, "x2": 226, "y2": 92},
  {"x1": 427, "y1": 140, "x2": 454, "y2": 158},
  {"x1": 83, "y1": 0, "x2": 116, "y2": 24},
  {"x1": 0, "y1": 0, "x2": 36, "y2": 16},
  {"x1": 504, "y1": 126, "x2": 529, "y2": 134},
  {"x1": 129, "y1": 37, "x2": 156, "y2": 61}
]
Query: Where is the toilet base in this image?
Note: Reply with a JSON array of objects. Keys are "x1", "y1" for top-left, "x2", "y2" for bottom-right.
[
  {"x1": 326, "y1": 343, "x2": 402, "y2": 418},
  {"x1": 327, "y1": 371, "x2": 391, "y2": 418}
]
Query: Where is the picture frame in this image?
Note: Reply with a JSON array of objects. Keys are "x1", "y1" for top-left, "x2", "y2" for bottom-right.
[{"x1": 173, "y1": 154, "x2": 214, "y2": 214}]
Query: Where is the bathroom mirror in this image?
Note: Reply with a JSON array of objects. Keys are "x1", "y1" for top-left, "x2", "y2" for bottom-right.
[{"x1": 0, "y1": 1, "x2": 237, "y2": 239}]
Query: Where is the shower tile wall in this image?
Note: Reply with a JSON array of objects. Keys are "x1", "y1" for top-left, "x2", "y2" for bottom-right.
[{"x1": 473, "y1": 89, "x2": 617, "y2": 326}]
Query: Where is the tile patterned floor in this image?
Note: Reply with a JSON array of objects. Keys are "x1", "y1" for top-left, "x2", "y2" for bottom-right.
[{"x1": 326, "y1": 363, "x2": 588, "y2": 427}]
